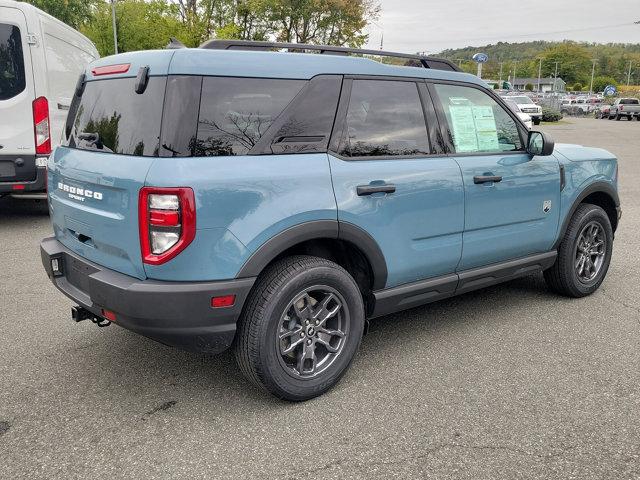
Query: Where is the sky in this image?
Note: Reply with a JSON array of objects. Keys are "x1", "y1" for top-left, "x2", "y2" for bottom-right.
[{"x1": 364, "y1": 0, "x2": 640, "y2": 54}]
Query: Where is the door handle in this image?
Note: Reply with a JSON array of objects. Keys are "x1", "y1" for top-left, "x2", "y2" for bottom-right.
[
  {"x1": 473, "y1": 175, "x2": 503, "y2": 184},
  {"x1": 356, "y1": 184, "x2": 396, "y2": 196}
]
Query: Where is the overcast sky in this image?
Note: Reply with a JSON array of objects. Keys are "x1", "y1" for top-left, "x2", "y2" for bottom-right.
[{"x1": 364, "y1": 1, "x2": 640, "y2": 54}]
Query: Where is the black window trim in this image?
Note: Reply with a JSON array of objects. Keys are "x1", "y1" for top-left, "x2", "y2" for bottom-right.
[
  {"x1": 328, "y1": 75, "x2": 439, "y2": 162},
  {"x1": 427, "y1": 79, "x2": 530, "y2": 157}
]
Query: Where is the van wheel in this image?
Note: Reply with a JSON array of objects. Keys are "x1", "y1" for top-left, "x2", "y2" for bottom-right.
[
  {"x1": 544, "y1": 204, "x2": 613, "y2": 298},
  {"x1": 234, "y1": 255, "x2": 365, "y2": 401}
]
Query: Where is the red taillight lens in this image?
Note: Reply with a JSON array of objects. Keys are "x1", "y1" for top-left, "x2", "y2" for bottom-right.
[
  {"x1": 139, "y1": 187, "x2": 196, "y2": 265},
  {"x1": 101, "y1": 309, "x2": 117, "y2": 322},
  {"x1": 91, "y1": 63, "x2": 131, "y2": 76},
  {"x1": 32, "y1": 96, "x2": 51, "y2": 155},
  {"x1": 211, "y1": 295, "x2": 236, "y2": 308}
]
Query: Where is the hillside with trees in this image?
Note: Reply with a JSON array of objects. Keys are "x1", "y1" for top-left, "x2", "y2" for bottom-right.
[{"x1": 438, "y1": 41, "x2": 640, "y2": 89}]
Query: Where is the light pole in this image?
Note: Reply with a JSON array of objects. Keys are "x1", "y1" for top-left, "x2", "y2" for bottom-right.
[
  {"x1": 111, "y1": 0, "x2": 118, "y2": 55},
  {"x1": 589, "y1": 59, "x2": 596, "y2": 94},
  {"x1": 628, "y1": 60, "x2": 633, "y2": 86},
  {"x1": 537, "y1": 58, "x2": 542, "y2": 92},
  {"x1": 553, "y1": 61, "x2": 559, "y2": 92},
  {"x1": 498, "y1": 62, "x2": 503, "y2": 86}
]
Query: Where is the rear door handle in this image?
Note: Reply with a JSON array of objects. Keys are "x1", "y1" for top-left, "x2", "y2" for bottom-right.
[
  {"x1": 473, "y1": 175, "x2": 503, "y2": 184},
  {"x1": 356, "y1": 184, "x2": 396, "y2": 196}
]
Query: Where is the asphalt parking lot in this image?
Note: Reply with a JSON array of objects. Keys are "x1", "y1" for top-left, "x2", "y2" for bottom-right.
[{"x1": 1, "y1": 117, "x2": 638, "y2": 479}]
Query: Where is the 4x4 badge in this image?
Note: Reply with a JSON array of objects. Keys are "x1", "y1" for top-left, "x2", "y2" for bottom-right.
[{"x1": 543, "y1": 200, "x2": 552, "y2": 213}]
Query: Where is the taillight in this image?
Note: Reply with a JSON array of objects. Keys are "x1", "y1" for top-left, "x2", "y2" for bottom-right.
[
  {"x1": 32, "y1": 96, "x2": 51, "y2": 155},
  {"x1": 139, "y1": 187, "x2": 196, "y2": 265},
  {"x1": 620, "y1": 105, "x2": 623, "y2": 111}
]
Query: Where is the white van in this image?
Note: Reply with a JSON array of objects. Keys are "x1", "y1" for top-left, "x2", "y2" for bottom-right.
[{"x1": 0, "y1": 0, "x2": 98, "y2": 199}]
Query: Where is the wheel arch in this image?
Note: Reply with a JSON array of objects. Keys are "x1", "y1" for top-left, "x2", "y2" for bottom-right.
[
  {"x1": 555, "y1": 181, "x2": 620, "y2": 249},
  {"x1": 236, "y1": 220, "x2": 388, "y2": 292}
]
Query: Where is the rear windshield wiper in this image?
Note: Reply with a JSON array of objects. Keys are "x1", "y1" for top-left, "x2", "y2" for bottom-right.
[{"x1": 77, "y1": 132, "x2": 106, "y2": 150}]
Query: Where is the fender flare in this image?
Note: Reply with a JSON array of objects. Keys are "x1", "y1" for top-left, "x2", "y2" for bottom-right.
[
  {"x1": 236, "y1": 220, "x2": 388, "y2": 290},
  {"x1": 554, "y1": 181, "x2": 620, "y2": 249}
]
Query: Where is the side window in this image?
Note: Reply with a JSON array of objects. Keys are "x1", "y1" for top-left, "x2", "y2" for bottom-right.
[
  {"x1": 195, "y1": 77, "x2": 305, "y2": 156},
  {"x1": 434, "y1": 83, "x2": 523, "y2": 154},
  {"x1": 0, "y1": 24, "x2": 26, "y2": 101},
  {"x1": 339, "y1": 80, "x2": 429, "y2": 157}
]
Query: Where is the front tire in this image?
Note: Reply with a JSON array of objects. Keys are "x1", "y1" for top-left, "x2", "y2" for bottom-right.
[
  {"x1": 544, "y1": 204, "x2": 613, "y2": 297},
  {"x1": 234, "y1": 255, "x2": 365, "y2": 401}
]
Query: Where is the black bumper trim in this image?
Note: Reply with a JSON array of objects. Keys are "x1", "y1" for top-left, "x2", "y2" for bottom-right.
[
  {"x1": 40, "y1": 237, "x2": 256, "y2": 354},
  {"x1": 0, "y1": 165, "x2": 47, "y2": 193}
]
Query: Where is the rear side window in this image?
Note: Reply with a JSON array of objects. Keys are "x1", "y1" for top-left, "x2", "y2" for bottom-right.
[
  {"x1": 67, "y1": 77, "x2": 165, "y2": 156},
  {"x1": 339, "y1": 80, "x2": 429, "y2": 157},
  {"x1": 0, "y1": 24, "x2": 26, "y2": 100},
  {"x1": 194, "y1": 77, "x2": 305, "y2": 156}
]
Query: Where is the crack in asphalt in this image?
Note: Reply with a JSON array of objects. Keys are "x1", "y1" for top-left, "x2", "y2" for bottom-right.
[
  {"x1": 600, "y1": 288, "x2": 640, "y2": 323},
  {"x1": 276, "y1": 442, "x2": 579, "y2": 479}
]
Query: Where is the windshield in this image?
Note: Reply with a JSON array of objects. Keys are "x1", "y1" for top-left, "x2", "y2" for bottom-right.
[
  {"x1": 511, "y1": 96, "x2": 533, "y2": 105},
  {"x1": 0, "y1": 24, "x2": 26, "y2": 101},
  {"x1": 66, "y1": 77, "x2": 166, "y2": 156}
]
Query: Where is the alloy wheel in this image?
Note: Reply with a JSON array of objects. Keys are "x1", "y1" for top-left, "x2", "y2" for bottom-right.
[{"x1": 574, "y1": 221, "x2": 606, "y2": 283}]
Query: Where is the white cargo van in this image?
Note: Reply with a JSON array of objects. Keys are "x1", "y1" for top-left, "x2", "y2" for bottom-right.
[{"x1": 0, "y1": 0, "x2": 98, "y2": 199}]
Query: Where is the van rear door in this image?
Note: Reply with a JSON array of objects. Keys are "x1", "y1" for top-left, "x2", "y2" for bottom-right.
[
  {"x1": 49, "y1": 63, "x2": 169, "y2": 279},
  {"x1": 0, "y1": 7, "x2": 37, "y2": 182}
]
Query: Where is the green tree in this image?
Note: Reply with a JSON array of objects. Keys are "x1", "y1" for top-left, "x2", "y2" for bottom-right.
[
  {"x1": 24, "y1": 0, "x2": 97, "y2": 28},
  {"x1": 540, "y1": 43, "x2": 591, "y2": 85},
  {"x1": 525, "y1": 83, "x2": 534, "y2": 91},
  {"x1": 572, "y1": 82, "x2": 583, "y2": 91},
  {"x1": 592, "y1": 76, "x2": 618, "y2": 93}
]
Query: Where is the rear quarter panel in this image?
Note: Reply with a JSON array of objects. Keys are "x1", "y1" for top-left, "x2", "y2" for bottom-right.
[{"x1": 143, "y1": 153, "x2": 337, "y2": 281}]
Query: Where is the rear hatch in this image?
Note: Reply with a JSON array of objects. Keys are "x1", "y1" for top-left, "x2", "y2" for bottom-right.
[
  {"x1": 0, "y1": 8, "x2": 37, "y2": 182},
  {"x1": 49, "y1": 52, "x2": 172, "y2": 279}
]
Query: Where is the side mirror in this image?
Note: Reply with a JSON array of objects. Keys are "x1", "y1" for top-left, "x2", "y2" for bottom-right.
[{"x1": 527, "y1": 130, "x2": 554, "y2": 156}]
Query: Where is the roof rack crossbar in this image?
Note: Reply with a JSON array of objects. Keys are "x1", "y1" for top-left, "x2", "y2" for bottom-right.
[{"x1": 199, "y1": 40, "x2": 460, "y2": 72}]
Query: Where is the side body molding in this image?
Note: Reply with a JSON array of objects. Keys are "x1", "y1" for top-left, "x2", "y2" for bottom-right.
[{"x1": 236, "y1": 220, "x2": 389, "y2": 290}]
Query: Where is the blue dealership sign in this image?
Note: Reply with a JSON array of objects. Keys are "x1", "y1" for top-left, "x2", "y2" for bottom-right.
[
  {"x1": 603, "y1": 85, "x2": 617, "y2": 96},
  {"x1": 472, "y1": 53, "x2": 489, "y2": 63}
]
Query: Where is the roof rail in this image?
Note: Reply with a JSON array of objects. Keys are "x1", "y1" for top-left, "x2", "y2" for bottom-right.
[{"x1": 199, "y1": 40, "x2": 460, "y2": 72}]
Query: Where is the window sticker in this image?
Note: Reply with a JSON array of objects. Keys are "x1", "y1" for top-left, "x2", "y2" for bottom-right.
[
  {"x1": 448, "y1": 105, "x2": 478, "y2": 152},
  {"x1": 448, "y1": 104, "x2": 499, "y2": 153}
]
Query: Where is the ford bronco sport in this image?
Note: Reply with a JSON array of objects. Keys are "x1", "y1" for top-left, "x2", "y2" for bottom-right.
[{"x1": 41, "y1": 41, "x2": 621, "y2": 401}]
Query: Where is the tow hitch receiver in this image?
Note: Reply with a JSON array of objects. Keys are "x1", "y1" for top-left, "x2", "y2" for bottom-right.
[{"x1": 71, "y1": 306, "x2": 111, "y2": 327}]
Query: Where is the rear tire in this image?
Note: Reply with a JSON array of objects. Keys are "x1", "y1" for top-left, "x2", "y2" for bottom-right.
[
  {"x1": 544, "y1": 204, "x2": 613, "y2": 298},
  {"x1": 234, "y1": 255, "x2": 365, "y2": 401}
]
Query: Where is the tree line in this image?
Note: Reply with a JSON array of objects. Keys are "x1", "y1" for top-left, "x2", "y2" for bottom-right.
[
  {"x1": 24, "y1": 0, "x2": 379, "y2": 55},
  {"x1": 440, "y1": 41, "x2": 640, "y2": 90}
]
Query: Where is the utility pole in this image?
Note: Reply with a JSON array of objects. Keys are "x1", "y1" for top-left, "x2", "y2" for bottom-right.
[
  {"x1": 111, "y1": 0, "x2": 118, "y2": 54},
  {"x1": 498, "y1": 62, "x2": 504, "y2": 86},
  {"x1": 553, "y1": 61, "x2": 559, "y2": 92},
  {"x1": 628, "y1": 60, "x2": 633, "y2": 86},
  {"x1": 537, "y1": 58, "x2": 542, "y2": 92},
  {"x1": 513, "y1": 61, "x2": 517, "y2": 90},
  {"x1": 589, "y1": 59, "x2": 596, "y2": 94}
]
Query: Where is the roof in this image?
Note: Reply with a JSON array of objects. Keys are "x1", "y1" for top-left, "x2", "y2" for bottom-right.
[
  {"x1": 512, "y1": 77, "x2": 565, "y2": 85},
  {"x1": 85, "y1": 48, "x2": 484, "y2": 86}
]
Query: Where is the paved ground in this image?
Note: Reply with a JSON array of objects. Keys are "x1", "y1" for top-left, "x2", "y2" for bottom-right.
[{"x1": 1, "y1": 117, "x2": 638, "y2": 479}]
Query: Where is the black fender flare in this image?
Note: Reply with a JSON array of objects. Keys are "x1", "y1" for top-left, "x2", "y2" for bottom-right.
[
  {"x1": 236, "y1": 220, "x2": 388, "y2": 290},
  {"x1": 554, "y1": 181, "x2": 620, "y2": 249}
]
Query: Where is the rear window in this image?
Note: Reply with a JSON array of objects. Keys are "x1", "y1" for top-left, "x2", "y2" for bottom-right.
[
  {"x1": 0, "y1": 24, "x2": 26, "y2": 100},
  {"x1": 194, "y1": 77, "x2": 305, "y2": 156},
  {"x1": 67, "y1": 77, "x2": 165, "y2": 156},
  {"x1": 622, "y1": 98, "x2": 639, "y2": 105}
]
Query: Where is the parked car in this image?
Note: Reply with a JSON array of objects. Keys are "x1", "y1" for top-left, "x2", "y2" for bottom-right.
[
  {"x1": 41, "y1": 41, "x2": 621, "y2": 401},
  {"x1": 503, "y1": 95, "x2": 542, "y2": 124},
  {"x1": 0, "y1": 0, "x2": 98, "y2": 200},
  {"x1": 503, "y1": 98, "x2": 533, "y2": 128},
  {"x1": 594, "y1": 104, "x2": 611, "y2": 119},
  {"x1": 608, "y1": 98, "x2": 640, "y2": 121}
]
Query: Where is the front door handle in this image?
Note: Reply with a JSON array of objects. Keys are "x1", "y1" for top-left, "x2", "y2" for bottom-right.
[
  {"x1": 356, "y1": 183, "x2": 396, "y2": 196},
  {"x1": 473, "y1": 175, "x2": 503, "y2": 184}
]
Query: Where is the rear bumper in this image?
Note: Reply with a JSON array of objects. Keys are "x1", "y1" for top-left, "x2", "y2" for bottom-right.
[
  {"x1": 40, "y1": 237, "x2": 256, "y2": 354},
  {"x1": 0, "y1": 165, "x2": 47, "y2": 195}
]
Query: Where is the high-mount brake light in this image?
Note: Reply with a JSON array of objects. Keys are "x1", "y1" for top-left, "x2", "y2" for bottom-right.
[
  {"x1": 139, "y1": 187, "x2": 196, "y2": 265},
  {"x1": 32, "y1": 96, "x2": 51, "y2": 155},
  {"x1": 91, "y1": 63, "x2": 131, "y2": 76}
]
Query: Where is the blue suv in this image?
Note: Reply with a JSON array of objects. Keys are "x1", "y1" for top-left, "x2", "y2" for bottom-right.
[{"x1": 40, "y1": 41, "x2": 621, "y2": 401}]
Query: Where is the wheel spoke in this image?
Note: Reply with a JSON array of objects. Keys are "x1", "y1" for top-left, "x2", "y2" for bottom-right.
[
  {"x1": 282, "y1": 337, "x2": 304, "y2": 355},
  {"x1": 319, "y1": 326, "x2": 345, "y2": 338},
  {"x1": 312, "y1": 293, "x2": 342, "y2": 327},
  {"x1": 316, "y1": 334, "x2": 340, "y2": 353},
  {"x1": 293, "y1": 293, "x2": 314, "y2": 321},
  {"x1": 297, "y1": 341, "x2": 317, "y2": 374}
]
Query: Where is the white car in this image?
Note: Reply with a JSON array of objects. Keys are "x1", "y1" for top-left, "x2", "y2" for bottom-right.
[
  {"x1": 503, "y1": 99, "x2": 533, "y2": 129},
  {"x1": 504, "y1": 95, "x2": 542, "y2": 124},
  {"x1": 0, "y1": 0, "x2": 98, "y2": 199}
]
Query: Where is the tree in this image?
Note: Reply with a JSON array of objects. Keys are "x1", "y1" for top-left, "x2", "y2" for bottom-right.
[
  {"x1": 540, "y1": 42, "x2": 591, "y2": 85},
  {"x1": 572, "y1": 82, "x2": 583, "y2": 91},
  {"x1": 592, "y1": 76, "x2": 618, "y2": 93},
  {"x1": 82, "y1": 0, "x2": 191, "y2": 55},
  {"x1": 525, "y1": 83, "x2": 534, "y2": 91},
  {"x1": 24, "y1": 0, "x2": 97, "y2": 28}
]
